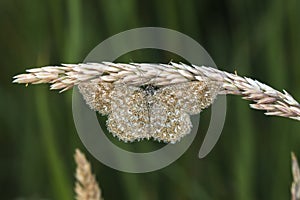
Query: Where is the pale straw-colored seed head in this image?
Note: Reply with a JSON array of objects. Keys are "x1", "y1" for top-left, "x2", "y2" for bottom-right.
[
  {"x1": 291, "y1": 152, "x2": 300, "y2": 200},
  {"x1": 12, "y1": 62, "x2": 300, "y2": 123},
  {"x1": 74, "y1": 149, "x2": 102, "y2": 200}
]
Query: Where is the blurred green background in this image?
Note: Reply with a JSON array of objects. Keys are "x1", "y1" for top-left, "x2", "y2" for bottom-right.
[{"x1": 1, "y1": 0, "x2": 300, "y2": 199}]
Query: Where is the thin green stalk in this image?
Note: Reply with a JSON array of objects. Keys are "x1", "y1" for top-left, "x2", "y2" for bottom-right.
[
  {"x1": 228, "y1": 1, "x2": 255, "y2": 199},
  {"x1": 35, "y1": 88, "x2": 73, "y2": 200},
  {"x1": 265, "y1": 1, "x2": 290, "y2": 199}
]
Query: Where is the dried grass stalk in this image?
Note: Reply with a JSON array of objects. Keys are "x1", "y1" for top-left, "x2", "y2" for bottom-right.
[
  {"x1": 74, "y1": 149, "x2": 102, "y2": 200},
  {"x1": 292, "y1": 152, "x2": 300, "y2": 200},
  {"x1": 13, "y1": 62, "x2": 300, "y2": 121}
]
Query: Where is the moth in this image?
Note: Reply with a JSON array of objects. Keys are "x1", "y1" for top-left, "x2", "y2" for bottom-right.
[{"x1": 78, "y1": 80, "x2": 220, "y2": 144}]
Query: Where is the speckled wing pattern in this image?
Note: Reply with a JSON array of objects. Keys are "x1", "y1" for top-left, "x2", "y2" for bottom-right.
[
  {"x1": 107, "y1": 85, "x2": 151, "y2": 142},
  {"x1": 78, "y1": 80, "x2": 220, "y2": 143},
  {"x1": 78, "y1": 81, "x2": 113, "y2": 115}
]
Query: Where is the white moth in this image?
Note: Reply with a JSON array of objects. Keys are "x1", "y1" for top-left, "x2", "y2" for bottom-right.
[{"x1": 78, "y1": 80, "x2": 220, "y2": 143}]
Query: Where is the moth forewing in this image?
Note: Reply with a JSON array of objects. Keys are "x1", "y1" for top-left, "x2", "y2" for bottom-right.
[
  {"x1": 150, "y1": 83, "x2": 193, "y2": 143},
  {"x1": 78, "y1": 81, "x2": 114, "y2": 115},
  {"x1": 106, "y1": 84, "x2": 151, "y2": 142}
]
